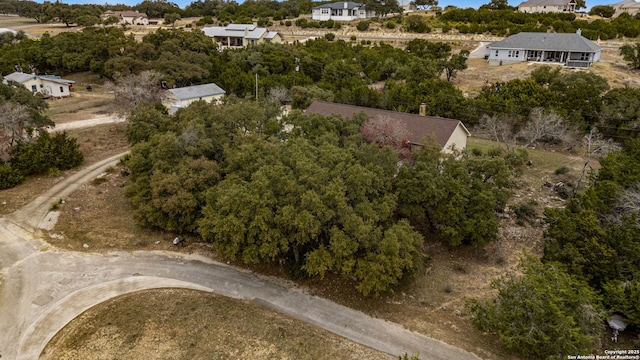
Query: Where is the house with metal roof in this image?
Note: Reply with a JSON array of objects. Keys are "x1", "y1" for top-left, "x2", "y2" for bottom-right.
[
  {"x1": 311, "y1": 2, "x2": 375, "y2": 21},
  {"x1": 485, "y1": 30, "x2": 601, "y2": 68},
  {"x1": 202, "y1": 24, "x2": 281, "y2": 49},
  {"x1": 518, "y1": 0, "x2": 577, "y2": 13},
  {"x1": 164, "y1": 83, "x2": 226, "y2": 114},
  {"x1": 101, "y1": 10, "x2": 149, "y2": 25},
  {"x1": 305, "y1": 101, "x2": 470, "y2": 154},
  {"x1": 2, "y1": 71, "x2": 75, "y2": 98}
]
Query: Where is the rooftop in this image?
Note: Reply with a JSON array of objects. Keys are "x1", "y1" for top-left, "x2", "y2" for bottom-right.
[
  {"x1": 168, "y1": 83, "x2": 226, "y2": 101},
  {"x1": 487, "y1": 32, "x2": 601, "y2": 52}
]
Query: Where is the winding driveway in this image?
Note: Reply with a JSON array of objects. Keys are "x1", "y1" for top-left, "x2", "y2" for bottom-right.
[{"x1": 0, "y1": 153, "x2": 482, "y2": 360}]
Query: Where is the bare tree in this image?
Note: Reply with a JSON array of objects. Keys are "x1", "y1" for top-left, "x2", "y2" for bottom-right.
[
  {"x1": 518, "y1": 108, "x2": 576, "y2": 148},
  {"x1": 267, "y1": 86, "x2": 291, "y2": 106},
  {"x1": 608, "y1": 182, "x2": 640, "y2": 227},
  {"x1": 105, "y1": 71, "x2": 168, "y2": 117},
  {"x1": 582, "y1": 127, "x2": 621, "y2": 157},
  {"x1": 0, "y1": 102, "x2": 35, "y2": 156},
  {"x1": 476, "y1": 114, "x2": 516, "y2": 150},
  {"x1": 360, "y1": 115, "x2": 410, "y2": 157}
]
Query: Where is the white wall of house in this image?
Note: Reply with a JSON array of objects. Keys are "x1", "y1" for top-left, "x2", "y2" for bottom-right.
[
  {"x1": 486, "y1": 48, "x2": 525, "y2": 66},
  {"x1": 21, "y1": 78, "x2": 71, "y2": 97},
  {"x1": 164, "y1": 93, "x2": 224, "y2": 108},
  {"x1": 519, "y1": 5, "x2": 568, "y2": 12},
  {"x1": 311, "y1": 7, "x2": 372, "y2": 21},
  {"x1": 442, "y1": 124, "x2": 469, "y2": 154}
]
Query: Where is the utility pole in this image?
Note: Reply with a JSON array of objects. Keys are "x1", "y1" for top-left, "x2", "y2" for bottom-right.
[{"x1": 255, "y1": 72, "x2": 258, "y2": 101}]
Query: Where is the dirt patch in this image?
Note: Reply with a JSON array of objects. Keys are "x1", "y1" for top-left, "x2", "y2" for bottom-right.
[{"x1": 40, "y1": 288, "x2": 393, "y2": 360}]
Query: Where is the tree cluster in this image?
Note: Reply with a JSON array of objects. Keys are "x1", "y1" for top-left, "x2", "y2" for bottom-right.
[
  {"x1": 0, "y1": 82, "x2": 82, "y2": 189},
  {"x1": 123, "y1": 98, "x2": 520, "y2": 295}
]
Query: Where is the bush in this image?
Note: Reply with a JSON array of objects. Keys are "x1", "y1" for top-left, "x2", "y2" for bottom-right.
[
  {"x1": 0, "y1": 164, "x2": 24, "y2": 190},
  {"x1": 554, "y1": 165, "x2": 570, "y2": 175},
  {"x1": 10, "y1": 132, "x2": 83, "y2": 176},
  {"x1": 385, "y1": 21, "x2": 396, "y2": 29},
  {"x1": 356, "y1": 20, "x2": 370, "y2": 31},
  {"x1": 350, "y1": 35, "x2": 357, "y2": 41},
  {"x1": 285, "y1": 20, "x2": 292, "y2": 26},
  {"x1": 469, "y1": 258, "x2": 604, "y2": 360},
  {"x1": 513, "y1": 201, "x2": 537, "y2": 221},
  {"x1": 324, "y1": 32, "x2": 336, "y2": 41}
]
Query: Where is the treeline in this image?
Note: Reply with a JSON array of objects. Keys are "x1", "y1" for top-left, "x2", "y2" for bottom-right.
[
  {"x1": 123, "y1": 99, "x2": 522, "y2": 295},
  {"x1": 437, "y1": 8, "x2": 640, "y2": 39},
  {"x1": 4, "y1": 28, "x2": 638, "y2": 142}
]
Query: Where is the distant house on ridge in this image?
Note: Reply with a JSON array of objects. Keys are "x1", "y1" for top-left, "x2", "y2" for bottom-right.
[
  {"x1": 609, "y1": 0, "x2": 640, "y2": 17},
  {"x1": 517, "y1": 0, "x2": 578, "y2": 13},
  {"x1": 485, "y1": 30, "x2": 601, "y2": 67},
  {"x1": 311, "y1": 2, "x2": 376, "y2": 21},
  {"x1": 101, "y1": 10, "x2": 149, "y2": 25},
  {"x1": 202, "y1": 24, "x2": 281, "y2": 49},
  {"x1": 2, "y1": 71, "x2": 75, "y2": 98},
  {"x1": 163, "y1": 83, "x2": 226, "y2": 114},
  {"x1": 305, "y1": 101, "x2": 470, "y2": 153}
]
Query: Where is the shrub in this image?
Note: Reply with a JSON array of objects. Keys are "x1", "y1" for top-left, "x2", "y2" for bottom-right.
[
  {"x1": 48, "y1": 167, "x2": 61, "y2": 177},
  {"x1": 324, "y1": 32, "x2": 336, "y2": 41},
  {"x1": 385, "y1": 21, "x2": 396, "y2": 29},
  {"x1": 0, "y1": 164, "x2": 24, "y2": 190},
  {"x1": 554, "y1": 165, "x2": 570, "y2": 175},
  {"x1": 356, "y1": 20, "x2": 370, "y2": 31},
  {"x1": 10, "y1": 132, "x2": 83, "y2": 176},
  {"x1": 513, "y1": 201, "x2": 537, "y2": 221},
  {"x1": 285, "y1": 20, "x2": 292, "y2": 26},
  {"x1": 350, "y1": 35, "x2": 357, "y2": 41}
]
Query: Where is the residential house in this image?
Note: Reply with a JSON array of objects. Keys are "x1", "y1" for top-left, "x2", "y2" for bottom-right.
[
  {"x1": 101, "y1": 10, "x2": 149, "y2": 25},
  {"x1": 202, "y1": 24, "x2": 281, "y2": 49},
  {"x1": 610, "y1": 0, "x2": 640, "y2": 17},
  {"x1": 518, "y1": 0, "x2": 578, "y2": 13},
  {"x1": 485, "y1": 30, "x2": 601, "y2": 67},
  {"x1": 2, "y1": 71, "x2": 75, "y2": 98},
  {"x1": 305, "y1": 101, "x2": 470, "y2": 153},
  {"x1": 163, "y1": 83, "x2": 226, "y2": 114},
  {"x1": 311, "y1": 2, "x2": 375, "y2": 21}
]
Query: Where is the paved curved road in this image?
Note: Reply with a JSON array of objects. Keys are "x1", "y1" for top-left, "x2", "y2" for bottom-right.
[{"x1": 0, "y1": 152, "x2": 483, "y2": 360}]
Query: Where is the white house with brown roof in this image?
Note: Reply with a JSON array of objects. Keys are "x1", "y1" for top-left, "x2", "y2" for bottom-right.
[
  {"x1": 518, "y1": 0, "x2": 577, "y2": 12},
  {"x1": 305, "y1": 101, "x2": 470, "y2": 153},
  {"x1": 485, "y1": 30, "x2": 601, "y2": 67},
  {"x1": 2, "y1": 71, "x2": 75, "y2": 98},
  {"x1": 101, "y1": 10, "x2": 149, "y2": 25},
  {"x1": 202, "y1": 24, "x2": 281, "y2": 49}
]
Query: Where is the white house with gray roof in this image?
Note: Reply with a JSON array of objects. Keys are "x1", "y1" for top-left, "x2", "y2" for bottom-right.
[
  {"x1": 164, "y1": 83, "x2": 226, "y2": 114},
  {"x1": 485, "y1": 30, "x2": 601, "y2": 68},
  {"x1": 2, "y1": 71, "x2": 75, "y2": 98},
  {"x1": 518, "y1": 0, "x2": 577, "y2": 12},
  {"x1": 202, "y1": 24, "x2": 281, "y2": 49},
  {"x1": 610, "y1": 0, "x2": 640, "y2": 17},
  {"x1": 312, "y1": 2, "x2": 375, "y2": 21}
]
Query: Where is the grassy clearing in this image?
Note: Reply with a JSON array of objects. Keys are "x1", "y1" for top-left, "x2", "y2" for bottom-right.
[{"x1": 40, "y1": 289, "x2": 393, "y2": 360}]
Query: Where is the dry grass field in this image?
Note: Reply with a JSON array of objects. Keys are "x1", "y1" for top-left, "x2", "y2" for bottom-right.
[{"x1": 1, "y1": 14, "x2": 638, "y2": 360}]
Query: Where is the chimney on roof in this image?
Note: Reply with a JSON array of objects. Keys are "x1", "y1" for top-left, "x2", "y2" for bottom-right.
[
  {"x1": 419, "y1": 103, "x2": 426, "y2": 117},
  {"x1": 576, "y1": 28, "x2": 582, "y2": 35},
  {"x1": 245, "y1": 27, "x2": 249, "y2": 36},
  {"x1": 344, "y1": 1, "x2": 348, "y2": 8}
]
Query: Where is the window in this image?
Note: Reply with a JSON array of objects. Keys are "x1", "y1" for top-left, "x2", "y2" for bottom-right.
[
  {"x1": 40, "y1": 84, "x2": 43, "y2": 88},
  {"x1": 495, "y1": 50, "x2": 499, "y2": 56},
  {"x1": 321, "y1": 8, "x2": 329, "y2": 14},
  {"x1": 360, "y1": 10, "x2": 365, "y2": 14},
  {"x1": 31, "y1": 85, "x2": 37, "y2": 92},
  {"x1": 60, "y1": 86, "x2": 64, "y2": 93},
  {"x1": 515, "y1": 50, "x2": 519, "y2": 57}
]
